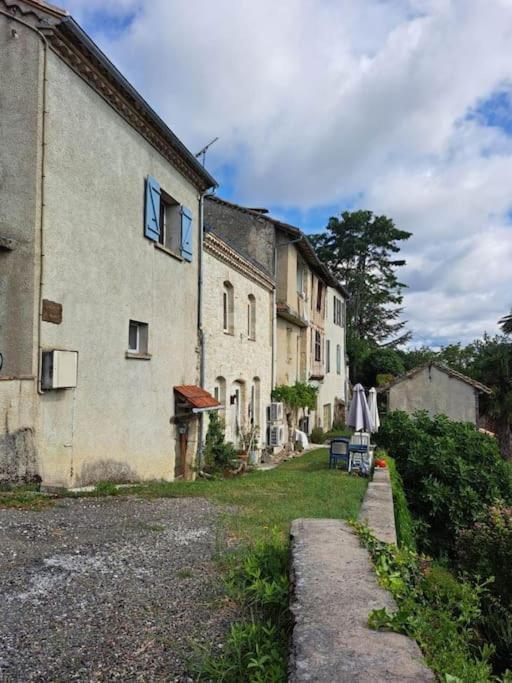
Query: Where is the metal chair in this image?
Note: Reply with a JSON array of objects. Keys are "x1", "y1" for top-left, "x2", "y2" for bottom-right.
[
  {"x1": 329, "y1": 438, "x2": 350, "y2": 470},
  {"x1": 348, "y1": 443, "x2": 371, "y2": 475}
]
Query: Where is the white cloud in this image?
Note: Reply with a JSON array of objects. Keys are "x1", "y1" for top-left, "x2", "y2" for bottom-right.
[{"x1": 63, "y1": 0, "x2": 512, "y2": 345}]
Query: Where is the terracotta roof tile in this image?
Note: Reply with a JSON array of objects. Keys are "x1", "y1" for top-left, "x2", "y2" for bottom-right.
[{"x1": 174, "y1": 385, "x2": 221, "y2": 410}]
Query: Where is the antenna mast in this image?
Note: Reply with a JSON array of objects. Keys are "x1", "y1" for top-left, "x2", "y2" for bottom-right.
[{"x1": 195, "y1": 137, "x2": 219, "y2": 167}]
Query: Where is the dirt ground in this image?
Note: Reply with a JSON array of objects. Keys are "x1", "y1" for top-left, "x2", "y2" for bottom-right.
[{"x1": 0, "y1": 496, "x2": 234, "y2": 682}]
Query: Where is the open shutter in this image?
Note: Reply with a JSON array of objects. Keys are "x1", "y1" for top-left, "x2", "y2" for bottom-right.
[
  {"x1": 144, "y1": 176, "x2": 161, "y2": 241},
  {"x1": 181, "y1": 206, "x2": 193, "y2": 262}
]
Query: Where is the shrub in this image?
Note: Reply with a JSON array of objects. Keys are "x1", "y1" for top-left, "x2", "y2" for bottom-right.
[
  {"x1": 353, "y1": 523, "x2": 495, "y2": 682},
  {"x1": 203, "y1": 411, "x2": 238, "y2": 472},
  {"x1": 456, "y1": 503, "x2": 512, "y2": 606},
  {"x1": 457, "y1": 503, "x2": 512, "y2": 673},
  {"x1": 376, "y1": 411, "x2": 512, "y2": 556},
  {"x1": 309, "y1": 426, "x2": 325, "y2": 444},
  {"x1": 322, "y1": 427, "x2": 352, "y2": 442}
]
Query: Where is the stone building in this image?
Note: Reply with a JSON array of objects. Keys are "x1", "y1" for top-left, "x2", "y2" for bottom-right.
[
  {"x1": 0, "y1": 0, "x2": 218, "y2": 487},
  {"x1": 204, "y1": 196, "x2": 349, "y2": 437},
  {"x1": 203, "y1": 232, "x2": 274, "y2": 453},
  {"x1": 378, "y1": 362, "x2": 491, "y2": 425}
]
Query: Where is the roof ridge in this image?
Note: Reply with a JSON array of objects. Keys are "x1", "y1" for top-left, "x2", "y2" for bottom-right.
[
  {"x1": 206, "y1": 195, "x2": 348, "y2": 297},
  {"x1": 377, "y1": 360, "x2": 492, "y2": 394}
]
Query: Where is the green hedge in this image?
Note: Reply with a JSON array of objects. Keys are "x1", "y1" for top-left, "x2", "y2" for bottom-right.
[
  {"x1": 376, "y1": 411, "x2": 512, "y2": 557},
  {"x1": 383, "y1": 453, "x2": 416, "y2": 550}
]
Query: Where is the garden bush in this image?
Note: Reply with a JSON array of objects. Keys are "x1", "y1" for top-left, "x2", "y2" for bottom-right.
[
  {"x1": 376, "y1": 411, "x2": 512, "y2": 556},
  {"x1": 203, "y1": 411, "x2": 238, "y2": 472},
  {"x1": 457, "y1": 503, "x2": 512, "y2": 673},
  {"x1": 309, "y1": 426, "x2": 325, "y2": 444}
]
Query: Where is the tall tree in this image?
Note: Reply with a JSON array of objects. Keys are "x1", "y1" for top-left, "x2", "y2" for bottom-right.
[
  {"x1": 500, "y1": 309, "x2": 512, "y2": 335},
  {"x1": 469, "y1": 335, "x2": 512, "y2": 460},
  {"x1": 312, "y1": 210, "x2": 412, "y2": 350}
]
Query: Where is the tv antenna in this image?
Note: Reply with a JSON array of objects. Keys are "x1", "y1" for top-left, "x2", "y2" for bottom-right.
[{"x1": 195, "y1": 137, "x2": 219, "y2": 167}]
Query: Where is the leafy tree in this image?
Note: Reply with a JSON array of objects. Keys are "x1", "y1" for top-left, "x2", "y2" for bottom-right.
[
  {"x1": 469, "y1": 335, "x2": 512, "y2": 460},
  {"x1": 362, "y1": 347, "x2": 405, "y2": 387},
  {"x1": 500, "y1": 309, "x2": 512, "y2": 335},
  {"x1": 271, "y1": 382, "x2": 318, "y2": 445},
  {"x1": 312, "y1": 210, "x2": 412, "y2": 350},
  {"x1": 399, "y1": 346, "x2": 437, "y2": 371}
]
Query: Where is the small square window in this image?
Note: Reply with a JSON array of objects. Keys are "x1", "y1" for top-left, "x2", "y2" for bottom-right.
[{"x1": 128, "y1": 320, "x2": 148, "y2": 354}]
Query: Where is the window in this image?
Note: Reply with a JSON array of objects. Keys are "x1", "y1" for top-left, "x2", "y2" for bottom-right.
[
  {"x1": 325, "y1": 339, "x2": 331, "y2": 373},
  {"x1": 214, "y1": 376, "x2": 226, "y2": 414},
  {"x1": 223, "y1": 281, "x2": 234, "y2": 334},
  {"x1": 336, "y1": 344, "x2": 341, "y2": 374},
  {"x1": 247, "y1": 294, "x2": 256, "y2": 340},
  {"x1": 334, "y1": 296, "x2": 343, "y2": 326},
  {"x1": 296, "y1": 261, "x2": 308, "y2": 297},
  {"x1": 144, "y1": 175, "x2": 193, "y2": 261},
  {"x1": 317, "y1": 281, "x2": 324, "y2": 312},
  {"x1": 315, "y1": 330, "x2": 321, "y2": 362},
  {"x1": 128, "y1": 320, "x2": 149, "y2": 354},
  {"x1": 158, "y1": 190, "x2": 181, "y2": 254}
]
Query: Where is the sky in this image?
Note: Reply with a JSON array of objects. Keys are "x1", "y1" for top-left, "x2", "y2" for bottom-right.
[{"x1": 64, "y1": 0, "x2": 512, "y2": 347}]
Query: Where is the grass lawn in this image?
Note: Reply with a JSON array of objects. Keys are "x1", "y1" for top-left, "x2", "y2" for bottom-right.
[{"x1": 126, "y1": 447, "x2": 368, "y2": 542}]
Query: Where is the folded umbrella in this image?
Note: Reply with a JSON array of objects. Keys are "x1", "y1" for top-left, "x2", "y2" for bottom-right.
[
  {"x1": 368, "y1": 387, "x2": 380, "y2": 433},
  {"x1": 347, "y1": 383, "x2": 374, "y2": 433}
]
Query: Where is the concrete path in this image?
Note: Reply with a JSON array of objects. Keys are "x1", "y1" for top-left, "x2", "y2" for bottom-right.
[
  {"x1": 358, "y1": 467, "x2": 397, "y2": 544},
  {"x1": 289, "y1": 518, "x2": 434, "y2": 682}
]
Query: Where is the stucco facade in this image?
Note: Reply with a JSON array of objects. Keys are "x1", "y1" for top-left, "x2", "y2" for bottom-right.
[
  {"x1": 0, "y1": 3, "x2": 215, "y2": 486},
  {"x1": 203, "y1": 233, "x2": 274, "y2": 451},
  {"x1": 383, "y1": 364, "x2": 490, "y2": 425},
  {"x1": 316, "y1": 287, "x2": 348, "y2": 430}
]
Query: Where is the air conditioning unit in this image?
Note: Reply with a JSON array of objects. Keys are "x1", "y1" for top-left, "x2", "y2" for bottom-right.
[
  {"x1": 268, "y1": 425, "x2": 284, "y2": 447},
  {"x1": 41, "y1": 350, "x2": 78, "y2": 390},
  {"x1": 267, "y1": 402, "x2": 283, "y2": 422}
]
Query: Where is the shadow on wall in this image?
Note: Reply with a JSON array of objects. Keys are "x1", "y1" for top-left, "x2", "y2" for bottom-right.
[
  {"x1": 79, "y1": 459, "x2": 138, "y2": 487},
  {"x1": 0, "y1": 428, "x2": 40, "y2": 485}
]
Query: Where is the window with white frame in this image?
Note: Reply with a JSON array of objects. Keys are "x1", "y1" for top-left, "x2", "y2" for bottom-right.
[
  {"x1": 128, "y1": 320, "x2": 149, "y2": 354},
  {"x1": 336, "y1": 344, "x2": 341, "y2": 374}
]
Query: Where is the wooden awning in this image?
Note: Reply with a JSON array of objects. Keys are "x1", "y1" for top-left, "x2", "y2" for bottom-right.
[{"x1": 174, "y1": 385, "x2": 221, "y2": 413}]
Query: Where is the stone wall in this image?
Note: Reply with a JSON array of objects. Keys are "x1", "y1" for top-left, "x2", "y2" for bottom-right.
[
  {"x1": 203, "y1": 235, "x2": 273, "y2": 449},
  {"x1": 0, "y1": 379, "x2": 39, "y2": 483},
  {"x1": 204, "y1": 198, "x2": 276, "y2": 276}
]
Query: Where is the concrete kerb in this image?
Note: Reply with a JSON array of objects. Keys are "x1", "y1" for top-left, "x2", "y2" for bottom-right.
[{"x1": 288, "y1": 467, "x2": 434, "y2": 681}]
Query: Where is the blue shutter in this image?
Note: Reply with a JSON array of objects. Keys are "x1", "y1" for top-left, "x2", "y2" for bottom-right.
[
  {"x1": 181, "y1": 206, "x2": 193, "y2": 262},
  {"x1": 144, "y1": 176, "x2": 161, "y2": 241}
]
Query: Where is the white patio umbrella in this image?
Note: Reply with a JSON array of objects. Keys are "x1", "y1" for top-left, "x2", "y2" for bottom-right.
[
  {"x1": 347, "y1": 383, "x2": 374, "y2": 432},
  {"x1": 368, "y1": 387, "x2": 380, "y2": 433}
]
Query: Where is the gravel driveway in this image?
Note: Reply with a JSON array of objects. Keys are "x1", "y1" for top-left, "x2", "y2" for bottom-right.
[{"x1": 0, "y1": 496, "x2": 234, "y2": 682}]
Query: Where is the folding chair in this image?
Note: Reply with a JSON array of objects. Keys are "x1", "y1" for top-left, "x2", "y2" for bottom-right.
[{"x1": 329, "y1": 438, "x2": 350, "y2": 470}]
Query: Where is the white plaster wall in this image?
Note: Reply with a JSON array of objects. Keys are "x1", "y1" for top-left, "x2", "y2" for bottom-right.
[
  {"x1": 388, "y1": 365, "x2": 478, "y2": 424},
  {"x1": 316, "y1": 287, "x2": 347, "y2": 429},
  {"x1": 203, "y1": 250, "x2": 273, "y2": 449},
  {"x1": 36, "y1": 51, "x2": 202, "y2": 486}
]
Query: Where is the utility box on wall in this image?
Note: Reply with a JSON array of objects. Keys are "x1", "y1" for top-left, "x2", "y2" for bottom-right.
[{"x1": 42, "y1": 350, "x2": 78, "y2": 390}]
